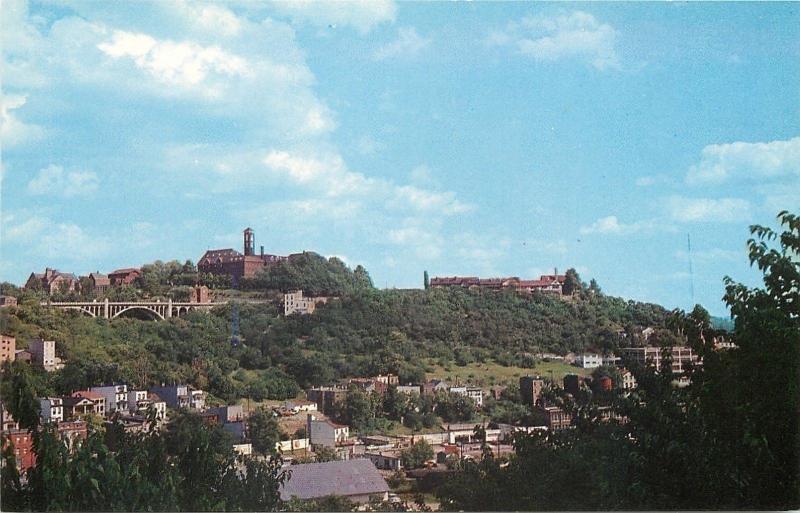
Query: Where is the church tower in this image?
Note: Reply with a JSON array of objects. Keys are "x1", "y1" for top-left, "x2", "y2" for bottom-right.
[{"x1": 243, "y1": 228, "x2": 255, "y2": 256}]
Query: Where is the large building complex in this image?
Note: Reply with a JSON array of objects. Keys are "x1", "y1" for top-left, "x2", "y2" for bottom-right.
[
  {"x1": 430, "y1": 271, "x2": 566, "y2": 295},
  {"x1": 198, "y1": 228, "x2": 289, "y2": 282},
  {"x1": 620, "y1": 346, "x2": 700, "y2": 374}
]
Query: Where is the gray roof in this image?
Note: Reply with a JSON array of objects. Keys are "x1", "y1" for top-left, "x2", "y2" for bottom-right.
[{"x1": 280, "y1": 459, "x2": 389, "y2": 501}]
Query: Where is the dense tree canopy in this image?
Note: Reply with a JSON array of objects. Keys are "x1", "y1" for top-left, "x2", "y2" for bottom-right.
[{"x1": 437, "y1": 211, "x2": 800, "y2": 510}]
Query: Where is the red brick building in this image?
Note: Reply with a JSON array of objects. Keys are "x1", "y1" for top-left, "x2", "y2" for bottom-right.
[
  {"x1": 108, "y1": 268, "x2": 141, "y2": 286},
  {"x1": 430, "y1": 271, "x2": 566, "y2": 295},
  {"x1": 25, "y1": 268, "x2": 79, "y2": 295},
  {"x1": 3, "y1": 430, "x2": 35, "y2": 472},
  {"x1": 198, "y1": 228, "x2": 288, "y2": 282}
]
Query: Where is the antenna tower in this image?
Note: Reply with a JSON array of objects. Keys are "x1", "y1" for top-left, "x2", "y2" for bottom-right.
[{"x1": 687, "y1": 233, "x2": 695, "y2": 306}]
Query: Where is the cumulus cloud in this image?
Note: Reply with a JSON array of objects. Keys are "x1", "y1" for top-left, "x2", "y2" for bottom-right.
[
  {"x1": 1, "y1": 94, "x2": 44, "y2": 147},
  {"x1": 27, "y1": 165, "x2": 100, "y2": 197},
  {"x1": 271, "y1": 0, "x2": 396, "y2": 33},
  {"x1": 579, "y1": 215, "x2": 664, "y2": 235},
  {"x1": 489, "y1": 11, "x2": 619, "y2": 70},
  {"x1": 686, "y1": 136, "x2": 800, "y2": 185},
  {"x1": 98, "y1": 30, "x2": 250, "y2": 94},
  {"x1": 2, "y1": 213, "x2": 111, "y2": 260},
  {"x1": 392, "y1": 185, "x2": 472, "y2": 216},
  {"x1": 387, "y1": 225, "x2": 443, "y2": 260},
  {"x1": 373, "y1": 27, "x2": 430, "y2": 60},
  {"x1": 667, "y1": 196, "x2": 751, "y2": 223}
]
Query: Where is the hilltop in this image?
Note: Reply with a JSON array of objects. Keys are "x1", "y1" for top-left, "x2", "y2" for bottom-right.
[{"x1": 1, "y1": 259, "x2": 669, "y2": 406}]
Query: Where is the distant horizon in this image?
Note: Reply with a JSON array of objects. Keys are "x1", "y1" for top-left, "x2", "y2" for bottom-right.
[{"x1": 3, "y1": 2, "x2": 798, "y2": 317}]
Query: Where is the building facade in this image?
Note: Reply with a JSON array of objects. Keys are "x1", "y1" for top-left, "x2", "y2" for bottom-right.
[
  {"x1": 520, "y1": 376, "x2": 545, "y2": 407},
  {"x1": 29, "y1": 338, "x2": 63, "y2": 371},
  {"x1": 307, "y1": 414, "x2": 350, "y2": 448},
  {"x1": 620, "y1": 346, "x2": 700, "y2": 374},
  {"x1": 284, "y1": 290, "x2": 330, "y2": 316},
  {"x1": 25, "y1": 268, "x2": 80, "y2": 295},
  {"x1": 1, "y1": 335, "x2": 15, "y2": 363},
  {"x1": 430, "y1": 270, "x2": 566, "y2": 295},
  {"x1": 198, "y1": 228, "x2": 288, "y2": 282},
  {"x1": 90, "y1": 385, "x2": 129, "y2": 414}
]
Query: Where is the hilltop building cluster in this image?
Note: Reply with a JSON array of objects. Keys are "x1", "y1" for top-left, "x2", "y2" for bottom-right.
[
  {"x1": 24, "y1": 267, "x2": 142, "y2": 296},
  {"x1": 198, "y1": 227, "x2": 301, "y2": 281},
  {"x1": 430, "y1": 271, "x2": 567, "y2": 295}
]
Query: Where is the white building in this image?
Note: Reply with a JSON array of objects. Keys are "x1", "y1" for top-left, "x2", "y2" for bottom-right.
[
  {"x1": 575, "y1": 353, "x2": 603, "y2": 369},
  {"x1": 307, "y1": 414, "x2": 350, "y2": 448},
  {"x1": 620, "y1": 369, "x2": 637, "y2": 390},
  {"x1": 190, "y1": 389, "x2": 205, "y2": 410},
  {"x1": 284, "y1": 400, "x2": 318, "y2": 413},
  {"x1": 28, "y1": 339, "x2": 63, "y2": 371},
  {"x1": 128, "y1": 390, "x2": 167, "y2": 421},
  {"x1": 39, "y1": 397, "x2": 63, "y2": 423},
  {"x1": 284, "y1": 290, "x2": 330, "y2": 316},
  {"x1": 90, "y1": 385, "x2": 128, "y2": 413},
  {"x1": 449, "y1": 386, "x2": 484, "y2": 407},
  {"x1": 396, "y1": 385, "x2": 421, "y2": 395}
]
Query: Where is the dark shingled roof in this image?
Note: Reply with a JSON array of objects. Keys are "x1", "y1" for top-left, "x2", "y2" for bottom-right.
[{"x1": 280, "y1": 459, "x2": 389, "y2": 501}]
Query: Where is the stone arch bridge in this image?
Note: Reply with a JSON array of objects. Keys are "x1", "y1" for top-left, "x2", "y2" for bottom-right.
[{"x1": 43, "y1": 299, "x2": 216, "y2": 321}]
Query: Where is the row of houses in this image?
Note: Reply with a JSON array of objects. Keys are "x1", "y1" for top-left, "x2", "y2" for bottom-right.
[
  {"x1": 24, "y1": 267, "x2": 142, "y2": 296},
  {"x1": 307, "y1": 375, "x2": 487, "y2": 417}
]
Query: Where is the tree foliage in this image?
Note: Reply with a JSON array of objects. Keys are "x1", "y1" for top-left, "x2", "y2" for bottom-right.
[{"x1": 437, "y1": 211, "x2": 800, "y2": 510}]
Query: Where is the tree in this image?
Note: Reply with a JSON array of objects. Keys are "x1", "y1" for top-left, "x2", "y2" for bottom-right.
[
  {"x1": 248, "y1": 407, "x2": 281, "y2": 455},
  {"x1": 401, "y1": 439, "x2": 434, "y2": 469},
  {"x1": 424, "y1": 270, "x2": 430, "y2": 290},
  {"x1": 562, "y1": 268, "x2": 583, "y2": 296}
]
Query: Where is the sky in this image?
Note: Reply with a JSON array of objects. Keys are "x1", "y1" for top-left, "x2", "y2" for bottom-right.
[{"x1": 2, "y1": 1, "x2": 798, "y2": 316}]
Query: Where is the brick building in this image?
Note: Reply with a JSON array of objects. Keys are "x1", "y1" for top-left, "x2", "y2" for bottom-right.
[
  {"x1": 87, "y1": 272, "x2": 110, "y2": 294},
  {"x1": 430, "y1": 270, "x2": 566, "y2": 295},
  {"x1": 1, "y1": 335, "x2": 15, "y2": 363},
  {"x1": 108, "y1": 268, "x2": 141, "y2": 286},
  {"x1": 198, "y1": 228, "x2": 288, "y2": 282},
  {"x1": 25, "y1": 268, "x2": 79, "y2": 295}
]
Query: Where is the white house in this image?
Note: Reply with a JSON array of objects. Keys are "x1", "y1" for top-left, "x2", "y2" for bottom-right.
[
  {"x1": 307, "y1": 414, "x2": 350, "y2": 448},
  {"x1": 575, "y1": 353, "x2": 603, "y2": 369},
  {"x1": 90, "y1": 385, "x2": 128, "y2": 413},
  {"x1": 449, "y1": 386, "x2": 484, "y2": 407},
  {"x1": 39, "y1": 397, "x2": 63, "y2": 423}
]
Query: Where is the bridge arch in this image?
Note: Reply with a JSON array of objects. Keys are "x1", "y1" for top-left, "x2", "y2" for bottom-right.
[{"x1": 111, "y1": 306, "x2": 165, "y2": 321}]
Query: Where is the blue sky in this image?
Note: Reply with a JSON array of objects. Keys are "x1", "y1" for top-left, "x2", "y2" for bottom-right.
[{"x1": 2, "y1": 1, "x2": 798, "y2": 315}]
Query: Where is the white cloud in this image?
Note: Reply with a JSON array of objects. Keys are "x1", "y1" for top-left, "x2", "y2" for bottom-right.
[
  {"x1": 98, "y1": 30, "x2": 250, "y2": 94},
  {"x1": 387, "y1": 225, "x2": 442, "y2": 259},
  {"x1": 2, "y1": 213, "x2": 111, "y2": 260},
  {"x1": 27, "y1": 165, "x2": 100, "y2": 197},
  {"x1": 667, "y1": 196, "x2": 751, "y2": 223},
  {"x1": 373, "y1": 27, "x2": 430, "y2": 60},
  {"x1": 271, "y1": 0, "x2": 396, "y2": 33},
  {"x1": 1, "y1": 94, "x2": 44, "y2": 147},
  {"x1": 392, "y1": 185, "x2": 472, "y2": 216},
  {"x1": 686, "y1": 136, "x2": 800, "y2": 185},
  {"x1": 490, "y1": 11, "x2": 620, "y2": 70},
  {"x1": 262, "y1": 150, "x2": 374, "y2": 196},
  {"x1": 579, "y1": 215, "x2": 668, "y2": 235}
]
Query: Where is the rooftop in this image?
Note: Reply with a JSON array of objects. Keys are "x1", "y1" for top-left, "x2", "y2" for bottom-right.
[{"x1": 280, "y1": 459, "x2": 389, "y2": 501}]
